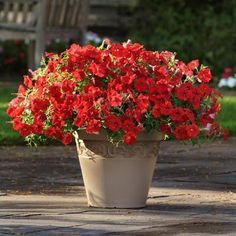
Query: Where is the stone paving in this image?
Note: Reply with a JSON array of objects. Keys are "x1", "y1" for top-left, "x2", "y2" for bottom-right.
[{"x1": 0, "y1": 138, "x2": 236, "y2": 235}]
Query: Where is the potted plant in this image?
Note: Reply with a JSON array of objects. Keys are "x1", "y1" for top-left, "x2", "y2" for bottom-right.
[{"x1": 7, "y1": 40, "x2": 226, "y2": 208}]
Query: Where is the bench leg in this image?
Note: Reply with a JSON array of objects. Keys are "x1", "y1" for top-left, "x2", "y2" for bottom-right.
[
  {"x1": 27, "y1": 40, "x2": 36, "y2": 70},
  {"x1": 35, "y1": 37, "x2": 45, "y2": 68}
]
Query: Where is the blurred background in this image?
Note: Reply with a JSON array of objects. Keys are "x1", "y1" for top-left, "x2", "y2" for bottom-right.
[
  {"x1": 0, "y1": 0, "x2": 235, "y2": 79},
  {"x1": 0, "y1": 0, "x2": 235, "y2": 144}
]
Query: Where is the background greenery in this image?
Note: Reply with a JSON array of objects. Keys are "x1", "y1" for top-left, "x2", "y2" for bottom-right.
[
  {"x1": 0, "y1": 40, "x2": 69, "y2": 76},
  {"x1": 131, "y1": 0, "x2": 236, "y2": 81},
  {"x1": 0, "y1": 85, "x2": 22, "y2": 144}
]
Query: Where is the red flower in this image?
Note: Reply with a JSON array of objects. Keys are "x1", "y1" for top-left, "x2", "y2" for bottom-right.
[
  {"x1": 12, "y1": 117, "x2": 23, "y2": 131},
  {"x1": 107, "y1": 90, "x2": 122, "y2": 107},
  {"x1": 62, "y1": 133, "x2": 73, "y2": 145},
  {"x1": 171, "y1": 71, "x2": 182, "y2": 85},
  {"x1": 173, "y1": 125, "x2": 188, "y2": 140},
  {"x1": 159, "y1": 123, "x2": 171, "y2": 135},
  {"x1": 74, "y1": 98, "x2": 90, "y2": 114},
  {"x1": 35, "y1": 76, "x2": 47, "y2": 88},
  {"x1": 7, "y1": 97, "x2": 24, "y2": 118},
  {"x1": 88, "y1": 62, "x2": 106, "y2": 78},
  {"x1": 32, "y1": 123, "x2": 43, "y2": 134},
  {"x1": 86, "y1": 85, "x2": 102, "y2": 98},
  {"x1": 74, "y1": 114, "x2": 85, "y2": 127},
  {"x1": 198, "y1": 68, "x2": 212, "y2": 83},
  {"x1": 159, "y1": 51, "x2": 174, "y2": 64},
  {"x1": 178, "y1": 61, "x2": 192, "y2": 76},
  {"x1": 134, "y1": 77, "x2": 149, "y2": 92},
  {"x1": 19, "y1": 124, "x2": 32, "y2": 137},
  {"x1": 174, "y1": 124, "x2": 199, "y2": 140},
  {"x1": 34, "y1": 112, "x2": 46, "y2": 123},
  {"x1": 189, "y1": 95, "x2": 201, "y2": 110},
  {"x1": 151, "y1": 104, "x2": 161, "y2": 118},
  {"x1": 185, "y1": 109, "x2": 195, "y2": 123},
  {"x1": 223, "y1": 129, "x2": 229, "y2": 141},
  {"x1": 62, "y1": 80, "x2": 75, "y2": 93},
  {"x1": 30, "y1": 98, "x2": 49, "y2": 114},
  {"x1": 49, "y1": 85, "x2": 63, "y2": 103},
  {"x1": 86, "y1": 119, "x2": 101, "y2": 134},
  {"x1": 187, "y1": 59, "x2": 199, "y2": 70},
  {"x1": 45, "y1": 127, "x2": 56, "y2": 138},
  {"x1": 176, "y1": 82, "x2": 192, "y2": 101},
  {"x1": 47, "y1": 60, "x2": 58, "y2": 73},
  {"x1": 186, "y1": 124, "x2": 199, "y2": 139},
  {"x1": 170, "y1": 107, "x2": 185, "y2": 122},
  {"x1": 199, "y1": 83, "x2": 212, "y2": 97},
  {"x1": 18, "y1": 85, "x2": 26, "y2": 95},
  {"x1": 72, "y1": 69, "x2": 85, "y2": 81},
  {"x1": 136, "y1": 94, "x2": 149, "y2": 114},
  {"x1": 154, "y1": 66, "x2": 169, "y2": 80},
  {"x1": 121, "y1": 116, "x2": 141, "y2": 134},
  {"x1": 123, "y1": 132, "x2": 136, "y2": 145},
  {"x1": 52, "y1": 114, "x2": 65, "y2": 128},
  {"x1": 105, "y1": 114, "x2": 121, "y2": 132},
  {"x1": 160, "y1": 101, "x2": 173, "y2": 116},
  {"x1": 23, "y1": 75, "x2": 33, "y2": 88},
  {"x1": 120, "y1": 72, "x2": 136, "y2": 84}
]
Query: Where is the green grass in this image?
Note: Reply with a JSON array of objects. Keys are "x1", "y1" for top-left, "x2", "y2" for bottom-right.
[
  {"x1": 216, "y1": 96, "x2": 236, "y2": 136},
  {"x1": 0, "y1": 86, "x2": 23, "y2": 144},
  {"x1": 0, "y1": 85, "x2": 235, "y2": 145}
]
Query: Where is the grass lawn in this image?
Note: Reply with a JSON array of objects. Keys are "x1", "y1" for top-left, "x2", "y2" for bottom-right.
[
  {"x1": 0, "y1": 85, "x2": 23, "y2": 144},
  {"x1": 216, "y1": 96, "x2": 236, "y2": 136},
  {"x1": 0, "y1": 85, "x2": 235, "y2": 145}
]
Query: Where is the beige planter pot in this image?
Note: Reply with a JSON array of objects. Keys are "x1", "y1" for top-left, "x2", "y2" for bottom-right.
[{"x1": 75, "y1": 130, "x2": 162, "y2": 209}]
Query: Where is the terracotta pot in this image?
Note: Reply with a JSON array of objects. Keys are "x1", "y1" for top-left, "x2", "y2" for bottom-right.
[{"x1": 75, "y1": 130, "x2": 162, "y2": 208}]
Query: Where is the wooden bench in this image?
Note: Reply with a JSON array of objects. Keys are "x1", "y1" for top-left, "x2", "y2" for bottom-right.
[{"x1": 0, "y1": 0, "x2": 89, "y2": 69}]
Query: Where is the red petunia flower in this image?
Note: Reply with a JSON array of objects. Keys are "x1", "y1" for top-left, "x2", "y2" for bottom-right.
[
  {"x1": 107, "y1": 90, "x2": 122, "y2": 107},
  {"x1": 198, "y1": 68, "x2": 212, "y2": 83},
  {"x1": 123, "y1": 132, "x2": 136, "y2": 145},
  {"x1": 61, "y1": 133, "x2": 73, "y2": 145},
  {"x1": 134, "y1": 77, "x2": 149, "y2": 92},
  {"x1": 23, "y1": 75, "x2": 33, "y2": 88},
  {"x1": 105, "y1": 114, "x2": 121, "y2": 132},
  {"x1": 186, "y1": 124, "x2": 200, "y2": 139},
  {"x1": 223, "y1": 129, "x2": 229, "y2": 141},
  {"x1": 86, "y1": 119, "x2": 101, "y2": 134},
  {"x1": 187, "y1": 59, "x2": 199, "y2": 70},
  {"x1": 170, "y1": 107, "x2": 185, "y2": 122}
]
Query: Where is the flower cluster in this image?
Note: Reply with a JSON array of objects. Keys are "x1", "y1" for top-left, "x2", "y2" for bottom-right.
[
  {"x1": 7, "y1": 41, "x2": 226, "y2": 145},
  {"x1": 218, "y1": 66, "x2": 236, "y2": 89}
]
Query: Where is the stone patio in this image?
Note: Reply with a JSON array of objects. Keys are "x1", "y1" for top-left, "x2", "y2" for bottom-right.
[{"x1": 0, "y1": 138, "x2": 236, "y2": 235}]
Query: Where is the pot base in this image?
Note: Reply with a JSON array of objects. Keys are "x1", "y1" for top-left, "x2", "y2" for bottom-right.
[
  {"x1": 76, "y1": 130, "x2": 162, "y2": 209},
  {"x1": 78, "y1": 142, "x2": 159, "y2": 208}
]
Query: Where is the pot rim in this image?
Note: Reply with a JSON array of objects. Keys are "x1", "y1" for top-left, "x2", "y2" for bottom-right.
[{"x1": 74, "y1": 129, "x2": 164, "y2": 142}]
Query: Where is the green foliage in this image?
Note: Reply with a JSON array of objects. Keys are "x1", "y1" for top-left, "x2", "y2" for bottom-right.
[
  {"x1": 0, "y1": 86, "x2": 23, "y2": 144},
  {"x1": 216, "y1": 96, "x2": 236, "y2": 136},
  {"x1": 130, "y1": 0, "x2": 236, "y2": 81},
  {"x1": 0, "y1": 40, "x2": 27, "y2": 74},
  {"x1": 0, "y1": 40, "x2": 69, "y2": 75}
]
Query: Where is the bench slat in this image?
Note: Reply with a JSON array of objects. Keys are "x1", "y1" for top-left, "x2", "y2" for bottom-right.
[
  {"x1": 48, "y1": 0, "x2": 57, "y2": 27},
  {"x1": 59, "y1": 0, "x2": 68, "y2": 26},
  {"x1": 2, "y1": 1, "x2": 10, "y2": 22}
]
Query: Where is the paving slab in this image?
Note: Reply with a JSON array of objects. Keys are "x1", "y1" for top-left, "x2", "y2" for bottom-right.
[{"x1": 0, "y1": 138, "x2": 236, "y2": 235}]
